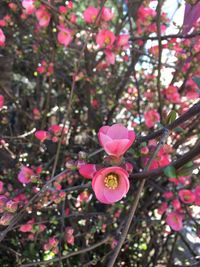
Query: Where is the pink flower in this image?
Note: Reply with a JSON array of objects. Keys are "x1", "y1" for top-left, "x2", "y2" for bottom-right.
[
  {"x1": 20, "y1": 223, "x2": 33, "y2": 232},
  {"x1": 166, "y1": 211, "x2": 183, "y2": 231},
  {"x1": 0, "y1": 29, "x2": 6, "y2": 47},
  {"x1": 101, "y1": 7, "x2": 114, "y2": 21},
  {"x1": 163, "y1": 191, "x2": 174, "y2": 199},
  {"x1": 172, "y1": 199, "x2": 181, "y2": 210},
  {"x1": 79, "y1": 164, "x2": 97, "y2": 179},
  {"x1": 194, "y1": 186, "x2": 200, "y2": 206},
  {"x1": 83, "y1": 6, "x2": 99, "y2": 23},
  {"x1": 92, "y1": 166, "x2": 130, "y2": 204},
  {"x1": 144, "y1": 109, "x2": 160, "y2": 128},
  {"x1": 36, "y1": 6, "x2": 51, "y2": 28},
  {"x1": 178, "y1": 189, "x2": 196, "y2": 204},
  {"x1": 116, "y1": 34, "x2": 130, "y2": 48},
  {"x1": 0, "y1": 95, "x2": 4, "y2": 109},
  {"x1": 22, "y1": 0, "x2": 35, "y2": 15},
  {"x1": 98, "y1": 124, "x2": 135, "y2": 157},
  {"x1": 157, "y1": 202, "x2": 168, "y2": 215},
  {"x1": 57, "y1": 26, "x2": 73, "y2": 47},
  {"x1": 96, "y1": 29, "x2": 115, "y2": 48},
  {"x1": 65, "y1": 227, "x2": 74, "y2": 245},
  {"x1": 35, "y1": 130, "x2": 49, "y2": 142},
  {"x1": 18, "y1": 166, "x2": 34, "y2": 184}
]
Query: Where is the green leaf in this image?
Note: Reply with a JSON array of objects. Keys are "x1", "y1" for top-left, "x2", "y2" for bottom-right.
[
  {"x1": 164, "y1": 166, "x2": 176, "y2": 178},
  {"x1": 192, "y1": 77, "x2": 200, "y2": 89},
  {"x1": 166, "y1": 110, "x2": 178, "y2": 124}
]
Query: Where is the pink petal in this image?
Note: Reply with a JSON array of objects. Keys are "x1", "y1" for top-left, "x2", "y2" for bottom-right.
[
  {"x1": 107, "y1": 124, "x2": 128, "y2": 139},
  {"x1": 104, "y1": 139, "x2": 130, "y2": 157},
  {"x1": 92, "y1": 172, "x2": 112, "y2": 204},
  {"x1": 79, "y1": 164, "x2": 97, "y2": 179},
  {"x1": 98, "y1": 132, "x2": 112, "y2": 147},
  {"x1": 103, "y1": 176, "x2": 128, "y2": 203}
]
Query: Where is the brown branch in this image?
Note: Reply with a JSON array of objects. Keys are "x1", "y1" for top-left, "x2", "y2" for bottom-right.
[
  {"x1": 19, "y1": 236, "x2": 110, "y2": 267},
  {"x1": 131, "y1": 31, "x2": 200, "y2": 41},
  {"x1": 131, "y1": 140, "x2": 200, "y2": 180},
  {"x1": 107, "y1": 130, "x2": 169, "y2": 266},
  {"x1": 136, "y1": 101, "x2": 200, "y2": 144}
]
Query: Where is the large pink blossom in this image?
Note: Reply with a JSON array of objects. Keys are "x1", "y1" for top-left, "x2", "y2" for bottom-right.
[
  {"x1": 83, "y1": 6, "x2": 99, "y2": 23},
  {"x1": 178, "y1": 189, "x2": 196, "y2": 204},
  {"x1": 96, "y1": 29, "x2": 115, "y2": 48},
  {"x1": 22, "y1": 0, "x2": 36, "y2": 15},
  {"x1": 98, "y1": 124, "x2": 135, "y2": 157},
  {"x1": 0, "y1": 29, "x2": 5, "y2": 47},
  {"x1": 92, "y1": 166, "x2": 130, "y2": 204},
  {"x1": 36, "y1": 6, "x2": 51, "y2": 28},
  {"x1": 57, "y1": 26, "x2": 73, "y2": 47},
  {"x1": 144, "y1": 109, "x2": 160, "y2": 128},
  {"x1": 101, "y1": 7, "x2": 114, "y2": 21},
  {"x1": 166, "y1": 211, "x2": 183, "y2": 231},
  {"x1": 18, "y1": 166, "x2": 35, "y2": 184}
]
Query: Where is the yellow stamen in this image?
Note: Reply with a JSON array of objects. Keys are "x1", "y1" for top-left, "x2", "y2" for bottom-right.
[{"x1": 104, "y1": 173, "x2": 119, "y2": 189}]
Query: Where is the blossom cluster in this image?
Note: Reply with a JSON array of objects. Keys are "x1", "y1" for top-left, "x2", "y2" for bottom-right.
[{"x1": 79, "y1": 124, "x2": 135, "y2": 204}]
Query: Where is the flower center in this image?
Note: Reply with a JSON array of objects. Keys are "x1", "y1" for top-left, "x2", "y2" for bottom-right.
[
  {"x1": 104, "y1": 173, "x2": 119, "y2": 189},
  {"x1": 105, "y1": 36, "x2": 111, "y2": 45}
]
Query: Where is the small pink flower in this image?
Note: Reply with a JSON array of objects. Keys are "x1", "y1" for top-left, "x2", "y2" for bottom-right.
[
  {"x1": 83, "y1": 6, "x2": 99, "y2": 23},
  {"x1": 57, "y1": 26, "x2": 73, "y2": 47},
  {"x1": 65, "y1": 227, "x2": 74, "y2": 245},
  {"x1": 194, "y1": 186, "x2": 200, "y2": 206},
  {"x1": 18, "y1": 166, "x2": 34, "y2": 184},
  {"x1": 163, "y1": 191, "x2": 174, "y2": 199},
  {"x1": 101, "y1": 7, "x2": 114, "y2": 21},
  {"x1": 35, "y1": 130, "x2": 49, "y2": 142},
  {"x1": 6, "y1": 200, "x2": 18, "y2": 213},
  {"x1": 0, "y1": 95, "x2": 4, "y2": 109},
  {"x1": 116, "y1": 34, "x2": 129, "y2": 48},
  {"x1": 79, "y1": 164, "x2": 97, "y2": 179},
  {"x1": 36, "y1": 6, "x2": 51, "y2": 28},
  {"x1": 96, "y1": 29, "x2": 115, "y2": 48},
  {"x1": 144, "y1": 109, "x2": 160, "y2": 128},
  {"x1": 166, "y1": 211, "x2": 183, "y2": 231},
  {"x1": 178, "y1": 189, "x2": 196, "y2": 204},
  {"x1": 20, "y1": 223, "x2": 33, "y2": 232},
  {"x1": 0, "y1": 29, "x2": 6, "y2": 47},
  {"x1": 157, "y1": 202, "x2": 168, "y2": 215},
  {"x1": 92, "y1": 166, "x2": 130, "y2": 204},
  {"x1": 98, "y1": 124, "x2": 135, "y2": 157},
  {"x1": 22, "y1": 0, "x2": 35, "y2": 15},
  {"x1": 172, "y1": 199, "x2": 181, "y2": 210}
]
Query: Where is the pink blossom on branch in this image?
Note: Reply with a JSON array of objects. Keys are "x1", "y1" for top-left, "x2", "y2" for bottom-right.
[
  {"x1": 83, "y1": 6, "x2": 99, "y2": 23},
  {"x1": 22, "y1": 0, "x2": 36, "y2": 15},
  {"x1": 18, "y1": 166, "x2": 35, "y2": 184},
  {"x1": 178, "y1": 189, "x2": 196, "y2": 204},
  {"x1": 92, "y1": 166, "x2": 130, "y2": 204},
  {"x1": 34, "y1": 130, "x2": 49, "y2": 142},
  {"x1": 98, "y1": 124, "x2": 136, "y2": 158},
  {"x1": 166, "y1": 211, "x2": 183, "y2": 231},
  {"x1": 0, "y1": 29, "x2": 6, "y2": 47},
  {"x1": 0, "y1": 95, "x2": 4, "y2": 109},
  {"x1": 144, "y1": 109, "x2": 160, "y2": 128},
  {"x1": 57, "y1": 26, "x2": 73, "y2": 47},
  {"x1": 36, "y1": 6, "x2": 51, "y2": 28},
  {"x1": 96, "y1": 29, "x2": 115, "y2": 48},
  {"x1": 79, "y1": 164, "x2": 97, "y2": 179}
]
